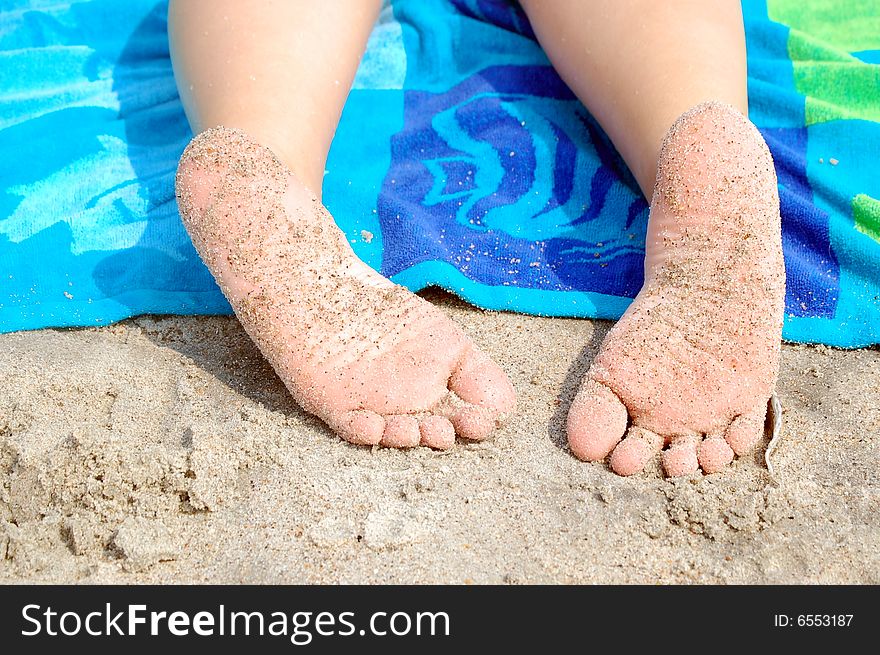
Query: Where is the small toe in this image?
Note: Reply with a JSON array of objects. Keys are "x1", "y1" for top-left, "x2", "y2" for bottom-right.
[
  {"x1": 567, "y1": 379, "x2": 629, "y2": 461},
  {"x1": 661, "y1": 435, "x2": 700, "y2": 476},
  {"x1": 725, "y1": 402, "x2": 767, "y2": 455},
  {"x1": 334, "y1": 410, "x2": 385, "y2": 446},
  {"x1": 609, "y1": 426, "x2": 664, "y2": 476},
  {"x1": 450, "y1": 403, "x2": 497, "y2": 441},
  {"x1": 448, "y1": 347, "x2": 517, "y2": 417},
  {"x1": 698, "y1": 436, "x2": 735, "y2": 474},
  {"x1": 380, "y1": 415, "x2": 421, "y2": 448},
  {"x1": 419, "y1": 415, "x2": 456, "y2": 450}
]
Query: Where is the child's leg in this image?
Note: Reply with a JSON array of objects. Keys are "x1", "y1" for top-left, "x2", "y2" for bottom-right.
[
  {"x1": 521, "y1": 0, "x2": 784, "y2": 475},
  {"x1": 169, "y1": 1, "x2": 515, "y2": 448},
  {"x1": 169, "y1": 0, "x2": 380, "y2": 193},
  {"x1": 521, "y1": 0, "x2": 747, "y2": 197}
]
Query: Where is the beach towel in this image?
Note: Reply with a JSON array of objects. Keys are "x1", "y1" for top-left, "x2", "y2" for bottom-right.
[{"x1": 1, "y1": 0, "x2": 879, "y2": 347}]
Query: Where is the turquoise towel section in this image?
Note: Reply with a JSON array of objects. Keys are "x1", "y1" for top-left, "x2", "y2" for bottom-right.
[{"x1": 1, "y1": 0, "x2": 879, "y2": 347}]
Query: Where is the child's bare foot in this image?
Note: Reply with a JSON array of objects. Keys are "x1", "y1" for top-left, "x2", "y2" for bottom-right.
[
  {"x1": 176, "y1": 127, "x2": 515, "y2": 449},
  {"x1": 567, "y1": 102, "x2": 785, "y2": 476}
]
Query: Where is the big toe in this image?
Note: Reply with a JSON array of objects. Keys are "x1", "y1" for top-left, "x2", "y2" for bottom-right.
[
  {"x1": 448, "y1": 347, "x2": 517, "y2": 417},
  {"x1": 437, "y1": 347, "x2": 515, "y2": 442},
  {"x1": 567, "y1": 379, "x2": 629, "y2": 461},
  {"x1": 446, "y1": 346, "x2": 516, "y2": 441}
]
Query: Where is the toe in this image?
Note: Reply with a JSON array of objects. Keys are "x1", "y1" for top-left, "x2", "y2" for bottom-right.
[
  {"x1": 725, "y1": 402, "x2": 767, "y2": 455},
  {"x1": 698, "y1": 436, "x2": 735, "y2": 474},
  {"x1": 566, "y1": 379, "x2": 629, "y2": 461},
  {"x1": 661, "y1": 435, "x2": 700, "y2": 476},
  {"x1": 448, "y1": 347, "x2": 516, "y2": 417},
  {"x1": 609, "y1": 426, "x2": 664, "y2": 476},
  {"x1": 333, "y1": 410, "x2": 385, "y2": 446},
  {"x1": 380, "y1": 415, "x2": 421, "y2": 448},
  {"x1": 419, "y1": 415, "x2": 456, "y2": 450},
  {"x1": 449, "y1": 403, "x2": 497, "y2": 441}
]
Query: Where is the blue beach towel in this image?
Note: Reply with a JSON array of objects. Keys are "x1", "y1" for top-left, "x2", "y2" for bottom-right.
[{"x1": 1, "y1": 0, "x2": 879, "y2": 347}]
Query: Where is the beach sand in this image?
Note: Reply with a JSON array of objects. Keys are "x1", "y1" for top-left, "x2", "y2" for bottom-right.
[{"x1": 1, "y1": 290, "x2": 878, "y2": 584}]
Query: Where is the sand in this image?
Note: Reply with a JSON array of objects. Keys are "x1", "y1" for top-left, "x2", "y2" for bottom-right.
[{"x1": 1, "y1": 290, "x2": 878, "y2": 584}]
